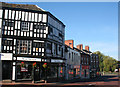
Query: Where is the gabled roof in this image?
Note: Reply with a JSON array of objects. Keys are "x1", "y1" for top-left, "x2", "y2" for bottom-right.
[{"x1": 0, "y1": 2, "x2": 44, "y2": 11}]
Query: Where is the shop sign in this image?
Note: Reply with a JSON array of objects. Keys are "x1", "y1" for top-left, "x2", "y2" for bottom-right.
[
  {"x1": 51, "y1": 59, "x2": 63, "y2": 63},
  {"x1": 17, "y1": 57, "x2": 41, "y2": 62},
  {"x1": 42, "y1": 59, "x2": 50, "y2": 62},
  {"x1": 74, "y1": 65, "x2": 80, "y2": 68},
  {"x1": 1, "y1": 53, "x2": 12, "y2": 60}
]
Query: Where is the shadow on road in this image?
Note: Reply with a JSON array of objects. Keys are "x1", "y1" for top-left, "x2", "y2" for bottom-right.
[
  {"x1": 1, "y1": 75, "x2": 119, "y2": 87},
  {"x1": 58, "y1": 75, "x2": 119, "y2": 83}
]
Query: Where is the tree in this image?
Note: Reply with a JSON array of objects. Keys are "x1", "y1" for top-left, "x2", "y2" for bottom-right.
[
  {"x1": 94, "y1": 51, "x2": 118, "y2": 72},
  {"x1": 94, "y1": 51, "x2": 104, "y2": 72}
]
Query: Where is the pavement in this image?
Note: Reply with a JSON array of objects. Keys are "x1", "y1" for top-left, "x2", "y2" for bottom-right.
[{"x1": 0, "y1": 75, "x2": 120, "y2": 87}]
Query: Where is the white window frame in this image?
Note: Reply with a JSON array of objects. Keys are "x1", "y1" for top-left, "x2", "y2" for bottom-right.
[
  {"x1": 17, "y1": 40, "x2": 31, "y2": 54},
  {"x1": 21, "y1": 22, "x2": 29, "y2": 31}
]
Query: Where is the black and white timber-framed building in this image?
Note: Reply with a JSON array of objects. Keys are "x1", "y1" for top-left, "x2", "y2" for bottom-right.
[{"x1": 0, "y1": 2, "x2": 65, "y2": 82}]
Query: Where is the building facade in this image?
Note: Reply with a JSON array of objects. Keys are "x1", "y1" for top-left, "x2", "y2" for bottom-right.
[
  {"x1": 0, "y1": 2, "x2": 65, "y2": 82},
  {"x1": 90, "y1": 53, "x2": 99, "y2": 78},
  {"x1": 76, "y1": 44, "x2": 90, "y2": 79},
  {"x1": 65, "y1": 40, "x2": 81, "y2": 80}
]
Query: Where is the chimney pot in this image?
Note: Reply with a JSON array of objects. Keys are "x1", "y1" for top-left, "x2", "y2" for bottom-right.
[
  {"x1": 65, "y1": 40, "x2": 74, "y2": 49},
  {"x1": 85, "y1": 45, "x2": 89, "y2": 51},
  {"x1": 76, "y1": 44, "x2": 83, "y2": 50}
]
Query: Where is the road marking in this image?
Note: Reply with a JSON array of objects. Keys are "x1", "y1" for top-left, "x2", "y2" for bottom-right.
[{"x1": 88, "y1": 83, "x2": 96, "y2": 85}]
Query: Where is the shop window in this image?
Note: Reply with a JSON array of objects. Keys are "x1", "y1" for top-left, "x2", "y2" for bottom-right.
[
  {"x1": 16, "y1": 40, "x2": 31, "y2": 54},
  {"x1": 16, "y1": 62, "x2": 33, "y2": 80},
  {"x1": 60, "y1": 67, "x2": 63, "y2": 77},
  {"x1": 50, "y1": 66, "x2": 58, "y2": 78}
]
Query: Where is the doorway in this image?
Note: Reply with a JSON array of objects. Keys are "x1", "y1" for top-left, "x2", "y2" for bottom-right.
[{"x1": 2, "y1": 61, "x2": 12, "y2": 80}]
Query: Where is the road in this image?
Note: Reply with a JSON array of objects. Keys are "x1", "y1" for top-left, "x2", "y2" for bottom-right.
[{"x1": 1, "y1": 75, "x2": 120, "y2": 87}]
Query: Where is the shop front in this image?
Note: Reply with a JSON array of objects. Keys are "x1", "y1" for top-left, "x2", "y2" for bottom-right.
[
  {"x1": 1, "y1": 55, "x2": 65, "y2": 83},
  {"x1": 15, "y1": 57, "x2": 42, "y2": 82},
  {"x1": 81, "y1": 65, "x2": 90, "y2": 79},
  {"x1": 16, "y1": 61, "x2": 41, "y2": 81},
  {"x1": 67, "y1": 65, "x2": 75, "y2": 80},
  {"x1": 46, "y1": 59, "x2": 65, "y2": 82},
  {"x1": 74, "y1": 65, "x2": 80, "y2": 78},
  {"x1": 90, "y1": 69, "x2": 97, "y2": 78}
]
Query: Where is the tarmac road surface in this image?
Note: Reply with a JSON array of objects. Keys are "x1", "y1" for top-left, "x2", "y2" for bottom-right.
[{"x1": 1, "y1": 75, "x2": 120, "y2": 87}]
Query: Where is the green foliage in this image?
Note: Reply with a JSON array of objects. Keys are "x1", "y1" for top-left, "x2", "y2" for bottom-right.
[{"x1": 94, "y1": 51, "x2": 118, "y2": 72}]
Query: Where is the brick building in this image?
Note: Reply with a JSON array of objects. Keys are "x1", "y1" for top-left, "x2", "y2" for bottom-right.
[
  {"x1": 65, "y1": 40, "x2": 81, "y2": 80},
  {"x1": 75, "y1": 44, "x2": 90, "y2": 79},
  {"x1": 90, "y1": 53, "x2": 99, "y2": 78},
  {"x1": 81, "y1": 45, "x2": 99, "y2": 78}
]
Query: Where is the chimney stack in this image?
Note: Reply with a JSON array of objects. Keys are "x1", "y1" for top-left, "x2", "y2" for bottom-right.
[
  {"x1": 85, "y1": 45, "x2": 89, "y2": 51},
  {"x1": 65, "y1": 40, "x2": 74, "y2": 49},
  {"x1": 76, "y1": 44, "x2": 83, "y2": 50}
]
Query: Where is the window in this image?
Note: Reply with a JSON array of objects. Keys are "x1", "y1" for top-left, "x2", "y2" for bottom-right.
[
  {"x1": 2, "y1": 38, "x2": 13, "y2": 53},
  {"x1": 59, "y1": 33, "x2": 63, "y2": 38},
  {"x1": 21, "y1": 22, "x2": 29, "y2": 31},
  {"x1": 72, "y1": 52, "x2": 73, "y2": 61},
  {"x1": 33, "y1": 42, "x2": 44, "y2": 56},
  {"x1": 33, "y1": 24, "x2": 46, "y2": 30},
  {"x1": 59, "y1": 46, "x2": 61, "y2": 51},
  {"x1": 4, "y1": 20, "x2": 14, "y2": 27},
  {"x1": 48, "y1": 26, "x2": 53, "y2": 34},
  {"x1": 56, "y1": 44, "x2": 58, "y2": 55},
  {"x1": 17, "y1": 40, "x2": 31, "y2": 54},
  {"x1": 61, "y1": 48, "x2": 63, "y2": 57},
  {"x1": 47, "y1": 42, "x2": 52, "y2": 50},
  {"x1": 69, "y1": 53, "x2": 70, "y2": 59}
]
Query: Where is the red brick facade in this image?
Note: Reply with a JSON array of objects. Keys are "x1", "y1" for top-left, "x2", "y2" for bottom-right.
[
  {"x1": 65, "y1": 40, "x2": 74, "y2": 49},
  {"x1": 76, "y1": 44, "x2": 83, "y2": 50},
  {"x1": 85, "y1": 46, "x2": 89, "y2": 51}
]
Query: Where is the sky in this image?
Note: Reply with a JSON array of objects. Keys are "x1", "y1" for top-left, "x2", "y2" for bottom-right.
[{"x1": 8, "y1": 2, "x2": 118, "y2": 60}]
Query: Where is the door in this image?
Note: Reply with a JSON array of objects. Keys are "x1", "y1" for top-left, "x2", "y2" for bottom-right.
[
  {"x1": 2, "y1": 61, "x2": 12, "y2": 80},
  {"x1": 84, "y1": 69, "x2": 86, "y2": 77},
  {"x1": 34, "y1": 66, "x2": 40, "y2": 81}
]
